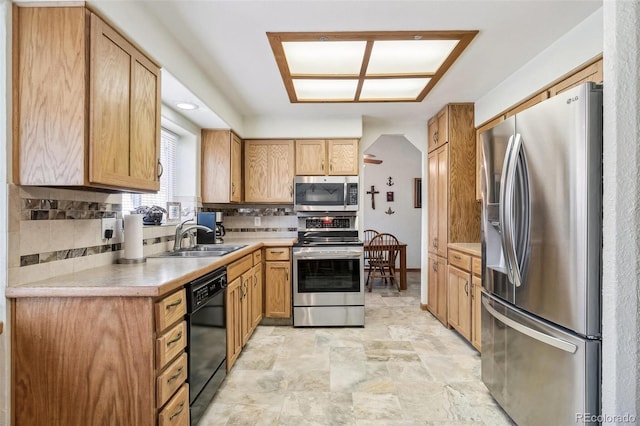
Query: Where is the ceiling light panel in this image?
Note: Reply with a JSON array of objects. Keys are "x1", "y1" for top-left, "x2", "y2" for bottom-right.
[
  {"x1": 268, "y1": 31, "x2": 478, "y2": 103},
  {"x1": 293, "y1": 79, "x2": 358, "y2": 101},
  {"x1": 283, "y1": 41, "x2": 366, "y2": 75},
  {"x1": 360, "y1": 78, "x2": 431, "y2": 100},
  {"x1": 366, "y1": 40, "x2": 459, "y2": 75}
]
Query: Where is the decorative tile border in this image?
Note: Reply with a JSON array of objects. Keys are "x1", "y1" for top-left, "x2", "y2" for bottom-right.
[
  {"x1": 203, "y1": 207, "x2": 295, "y2": 216},
  {"x1": 19, "y1": 236, "x2": 175, "y2": 267},
  {"x1": 225, "y1": 227, "x2": 297, "y2": 233},
  {"x1": 22, "y1": 198, "x2": 122, "y2": 220}
]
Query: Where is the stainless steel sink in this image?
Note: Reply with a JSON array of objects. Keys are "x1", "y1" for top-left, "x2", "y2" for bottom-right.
[{"x1": 148, "y1": 244, "x2": 247, "y2": 258}]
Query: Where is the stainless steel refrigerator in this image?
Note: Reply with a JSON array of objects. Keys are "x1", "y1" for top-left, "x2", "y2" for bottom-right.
[{"x1": 480, "y1": 82, "x2": 602, "y2": 426}]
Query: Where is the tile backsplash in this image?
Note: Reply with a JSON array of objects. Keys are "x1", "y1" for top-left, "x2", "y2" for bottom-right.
[
  {"x1": 8, "y1": 184, "x2": 176, "y2": 285},
  {"x1": 202, "y1": 206, "x2": 297, "y2": 239}
]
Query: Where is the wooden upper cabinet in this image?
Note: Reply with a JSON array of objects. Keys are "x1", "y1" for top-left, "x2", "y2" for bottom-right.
[
  {"x1": 428, "y1": 108, "x2": 448, "y2": 153},
  {"x1": 549, "y1": 58, "x2": 603, "y2": 96},
  {"x1": 13, "y1": 5, "x2": 161, "y2": 192},
  {"x1": 295, "y1": 139, "x2": 359, "y2": 176},
  {"x1": 201, "y1": 130, "x2": 242, "y2": 203},
  {"x1": 244, "y1": 140, "x2": 295, "y2": 203},
  {"x1": 426, "y1": 104, "x2": 480, "y2": 255}
]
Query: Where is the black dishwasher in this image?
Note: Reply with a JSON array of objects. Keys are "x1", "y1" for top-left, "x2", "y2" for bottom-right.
[{"x1": 186, "y1": 266, "x2": 227, "y2": 425}]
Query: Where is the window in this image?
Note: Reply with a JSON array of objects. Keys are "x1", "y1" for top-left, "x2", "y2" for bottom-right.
[{"x1": 122, "y1": 128, "x2": 177, "y2": 214}]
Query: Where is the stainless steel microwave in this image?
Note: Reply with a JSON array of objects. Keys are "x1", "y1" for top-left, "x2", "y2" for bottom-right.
[{"x1": 294, "y1": 176, "x2": 359, "y2": 211}]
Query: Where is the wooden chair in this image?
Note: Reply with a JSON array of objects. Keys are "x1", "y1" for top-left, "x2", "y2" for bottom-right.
[
  {"x1": 363, "y1": 229, "x2": 379, "y2": 272},
  {"x1": 366, "y1": 233, "x2": 400, "y2": 292}
]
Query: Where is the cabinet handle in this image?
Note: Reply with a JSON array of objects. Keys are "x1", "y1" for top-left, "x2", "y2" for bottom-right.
[
  {"x1": 270, "y1": 250, "x2": 284, "y2": 254},
  {"x1": 330, "y1": 161, "x2": 333, "y2": 172},
  {"x1": 167, "y1": 367, "x2": 184, "y2": 383},
  {"x1": 454, "y1": 255, "x2": 461, "y2": 260},
  {"x1": 169, "y1": 402, "x2": 185, "y2": 420},
  {"x1": 165, "y1": 298, "x2": 182, "y2": 310},
  {"x1": 464, "y1": 282, "x2": 469, "y2": 296},
  {"x1": 167, "y1": 331, "x2": 183, "y2": 347},
  {"x1": 231, "y1": 182, "x2": 236, "y2": 195},
  {"x1": 321, "y1": 160, "x2": 324, "y2": 171},
  {"x1": 157, "y1": 159, "x2": 164, "y2": 178},
  {"x1": 432, "y1": 261, "x2": 437, "y2": 271},
  {"x1": 433, "y1": 237, "x2": 438, "y2": 248},
  {"x1": 289, "y1": 185, "x2": 293, "y2": 197}
]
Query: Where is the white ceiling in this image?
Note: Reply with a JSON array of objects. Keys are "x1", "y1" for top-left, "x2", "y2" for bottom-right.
[{"x1": 131, "y1": 1, "x2": 602, "y2": 129}]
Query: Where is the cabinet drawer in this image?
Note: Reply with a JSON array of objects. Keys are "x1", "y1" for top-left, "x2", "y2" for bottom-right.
[
  {"x1": 264, "y1": 247, "x2": 289, "y2": 261},
  {"x1": 253, "y1": 249, "x2": 262, "y2": 265},
  {"x1": 472, "y1": 257, "x2": 482, "y2": 276},
  {"x1": 157, "y1": 321, "x2": 187, "y2": 369},
  {"x1": 157, "y1": 352, "x2": 188, "y2": 408},
  {"x1": 158, "y1": 383, "x2": 189, "y2": 426},
  {"x1": 228, "y1": 254, "x2": 253, "y2": 282},
  {"x1": 155, "y1": 289, "x2": 187, "y2": 332},
  {"x1": 449, "y1": 250, "x2": 471, "y2": 271}
]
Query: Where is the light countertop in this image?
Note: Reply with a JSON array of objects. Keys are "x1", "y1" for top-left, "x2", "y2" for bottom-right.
[
  {"x1": 6, "y1": 238, "x2": 296, "y2": 299},
  {"x1": 448, "y1": 242, "x2": 481, "y2": 257}
]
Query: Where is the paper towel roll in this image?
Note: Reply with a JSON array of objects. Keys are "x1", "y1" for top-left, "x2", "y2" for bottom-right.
[{"x1": 123, "y1": 214, "x2": 144, "y2": 260}]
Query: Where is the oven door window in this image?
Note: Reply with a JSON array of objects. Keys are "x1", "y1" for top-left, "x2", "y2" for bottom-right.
[
  {"x1": 295, "y1": 182, "x2": 346, "y2": 207},
  {"x1": 297, "y1": 258, "x2": 361, "y2": 293}
]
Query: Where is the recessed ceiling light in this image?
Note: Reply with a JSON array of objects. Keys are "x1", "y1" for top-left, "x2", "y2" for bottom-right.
[{"x1": 175, "y1": 102, "x2": 199, "y2": 111}]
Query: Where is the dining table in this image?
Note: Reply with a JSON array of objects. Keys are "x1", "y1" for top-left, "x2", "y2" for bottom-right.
[{"x1": 363, "y1": 239, "x2": 407, "y2": 290}]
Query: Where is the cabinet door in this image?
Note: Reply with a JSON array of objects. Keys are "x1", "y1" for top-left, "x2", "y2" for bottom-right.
[
  {"x1": 202, "y1": 130, "x2": 241, "y2": 203},
  {"x1": 471, "y1": 275, "x2": 482, "y2": 351},
  {"x1": 328, "y1": 139, "x2": 359, "y2": 175},
  {"x1": 230, "y1": 132, "x2": 242, "y2": 202},
  {"x1": 268, "y1": 140, "x2": 295, "y2": 201},
  {"x1": 89, "y1": 14, "x2": 160, "y2": 191},
  {"x1": 244, "y1": 140, "x2": 270, "y2": 202},
  {"x1": 225, "y1": 278, "x2": 242, "y2": 371},
  {"x1": 436, "y1": 256, "x2": 448, "y2": 325},
  {"x1": 240, "y1": 270, "x2": 252, "y2": 346},
  {"x1": 264, "y1": 261, "x2": 291, "y2": 318},
  {"x1": 427, "y1": 116, "x2": 438, "y2": 152},
  {"x1": 436, "y1": 146, "x2": 449, "y2": 258},
  {"x1": 427, "y1": 253, "x2": 447, "y2": 326},
  {"x1": 295, "y1": 140, "x2": 326, "y2": 175},
  {"x1": 436, "y1": 107, "x2": 449, "y2": 146},
  {"x1": 251, "y1": 262, "x2": 263, "y2": 329},
  {"x1": 245, "y1": 140, "x2": 294, "y2": 203},
  {"x1": 427, "y1": 151, "x2": 439, "y2": 255},
  {"x1": 447, "y1": 265, "x2": 472, "y2": 340}
]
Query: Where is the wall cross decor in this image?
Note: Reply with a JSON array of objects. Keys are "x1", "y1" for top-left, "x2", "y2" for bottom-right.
[{"x1": 366, "y1": 185, "x2": 380, "y2": 209}]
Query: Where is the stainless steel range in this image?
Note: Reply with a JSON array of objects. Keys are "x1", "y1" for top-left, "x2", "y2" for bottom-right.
[{"x1": 293, "y1": 212, "x2": 364, "y2": 327}]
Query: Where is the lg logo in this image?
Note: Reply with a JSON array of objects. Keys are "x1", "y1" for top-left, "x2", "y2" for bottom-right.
[{"x1": 566, "y1": 96, "x2": 579, "y2": 104}]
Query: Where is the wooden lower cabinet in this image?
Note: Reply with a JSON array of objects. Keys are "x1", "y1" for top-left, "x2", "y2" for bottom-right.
[
  {"x1": 471, "y1": 275, "x2": 482, "y2": 351},
  {"x1": 226, "y1": 277, "x2": 243, "y2": 370},
  {"x1": 445, "y1": 247, "x2": 482, "y2": 351},
  {"x1": 427, "y1": 253, "x2": 448, "y2": 326},
  {"x1": 226, "y1": 250, "x2": 263, "y2": 371},
  {"x1": 447, "y1": 265, "x2": 472, "y2": 341},
  {"x1": 264, "y1": 247, "x2": 292, "y2": 318},
  {"x1": 12, "y1": 289, "x2": 188, "y2": 425}
]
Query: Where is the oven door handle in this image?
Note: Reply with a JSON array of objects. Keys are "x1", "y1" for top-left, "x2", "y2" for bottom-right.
[{"x1": 293, "y1": 252, "x2": 363, "y2": 260}]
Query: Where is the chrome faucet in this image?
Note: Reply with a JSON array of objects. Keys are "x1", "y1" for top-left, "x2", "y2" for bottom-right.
[{"x1": 173, "y1": 219, "x2": 214, "y2": 251}]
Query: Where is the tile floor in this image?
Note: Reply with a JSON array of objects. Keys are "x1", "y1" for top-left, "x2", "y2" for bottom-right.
[{"x1": 199, "y1": 272, "x2": 515, "y2": 425}]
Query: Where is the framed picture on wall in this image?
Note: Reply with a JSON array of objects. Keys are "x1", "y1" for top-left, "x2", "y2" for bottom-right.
[
  {"x1": 414, "y1": 178, "x2": 422, "y2": 208},
  {"x1": 166, "y1": 201, "x2": 181, "y2": 224},
  {"x1": 386, "y1": 191, "x2": 394, "y2": 202}
]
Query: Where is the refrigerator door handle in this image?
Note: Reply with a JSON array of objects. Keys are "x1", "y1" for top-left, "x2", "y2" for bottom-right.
[
  {"x1": 499, "y1": 135, "x2": 516, "y2": 285},
  {"x1": 503, "y1": 133, "x2": 526, "y2": 288},
  {"x1": 482, "y1": 296, "x2": 577, "y2": 353}
]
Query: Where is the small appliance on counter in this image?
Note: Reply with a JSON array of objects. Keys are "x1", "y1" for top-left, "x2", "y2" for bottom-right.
[{"x1": 197, "y1": 212, "x2": 225, "y2": 244}]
